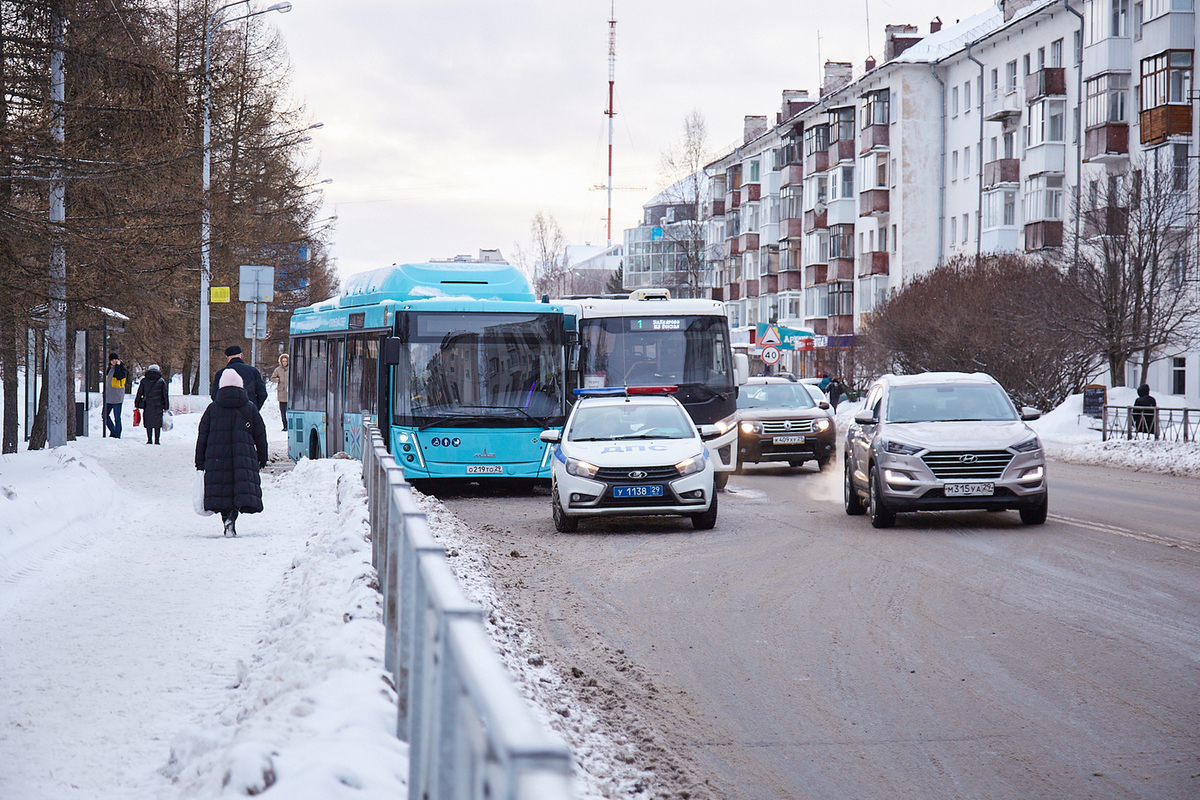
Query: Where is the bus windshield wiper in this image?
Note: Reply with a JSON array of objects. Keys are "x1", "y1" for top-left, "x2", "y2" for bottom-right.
[
  {"x1": 453, "y1": 404, "x2": 555, "y2": 429},
  {"x1": 676, "y1": 381, "x2": 728, "y2": 400},
  {"x1": 417, "y1": 412, "x2": 490, "y2": 430}
]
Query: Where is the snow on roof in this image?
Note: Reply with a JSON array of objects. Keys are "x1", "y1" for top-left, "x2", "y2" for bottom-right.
[{"x1": 890, "y1": 0, "x2": 1060, "y2": 65}]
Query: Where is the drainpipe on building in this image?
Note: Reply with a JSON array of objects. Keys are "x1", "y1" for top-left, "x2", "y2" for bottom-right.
[
  {"x1": 1065, "y1": 0, "x2": 1084, "y2": 273},
  {"x1": 966, "y1": 43, "x2": 986, "y2": 263},
  {"x1": 930, "y1": 62, "x2": 947, "y2": 266}
]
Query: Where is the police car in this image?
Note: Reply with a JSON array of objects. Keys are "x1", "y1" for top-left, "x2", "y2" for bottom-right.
[{"x1": 539, "y1": 387, "x2": 718, "y2": 532}]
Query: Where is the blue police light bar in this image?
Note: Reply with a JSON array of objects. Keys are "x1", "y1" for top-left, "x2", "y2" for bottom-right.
[{"x1": 572, "y1": 386, "x2": 679, "y2": 398}]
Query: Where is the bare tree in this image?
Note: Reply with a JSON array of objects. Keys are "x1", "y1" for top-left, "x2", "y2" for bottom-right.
[
  {"x1": 860, "y1": 254, "x2": 1092, "y2": 409},
  {"x1": 513, "y1": 211, "x2": 567, "y2": 298},
  {"x1": 1064, "y1": 154, "x2": 1199, "y2": 386},
  {"x1": 655, "y1": 111, "x2": 710, "y2": 298}
]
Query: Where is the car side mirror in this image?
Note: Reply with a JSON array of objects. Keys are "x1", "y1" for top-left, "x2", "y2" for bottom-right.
[
  {"x1": 854, "y1": 410, "x2": 877, "y2": 425},
  {"x1": 1020, "y1": 407, "x2": 1042, "y2": 421},
  {"x1": 819, "y1": 401, "x2": 831, "y2": 410},
  {"x1": 539, "y1": 430, "x2": 561, "y2": 443}
]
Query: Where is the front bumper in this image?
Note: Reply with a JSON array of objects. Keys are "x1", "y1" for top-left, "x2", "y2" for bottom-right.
[
  {"x1": 555, "y1": 468, "x2": 713, "y2": 518},
  {"x1": 738, "y1": 430, "x2": 836, "y2": 464},
  {"x1": 871, "y1": 449, "x2": 1048, "y2": 512}
]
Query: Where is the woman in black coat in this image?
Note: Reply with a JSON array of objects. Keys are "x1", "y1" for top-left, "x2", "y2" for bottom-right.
[
  {"x1": 196, "y1": 369, "x2": 269, "y2": 537},
  {"x1": 134, "y1": 364, "x2": 170, "y2": 444}
]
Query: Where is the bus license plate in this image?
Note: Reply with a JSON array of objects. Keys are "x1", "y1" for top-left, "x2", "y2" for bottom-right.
[
  {"x1": 945, "y1": 482, "x2": 994, "y2": 496},
  {"x1": 467, "y1": 465, "x2": 504, "y2": 475},
  {"x1": 772, "y1": 435, "x2": 805, "y2": 445},
  {"x1": 613, "y1": 485, "x2": 663, "y2": 498}
]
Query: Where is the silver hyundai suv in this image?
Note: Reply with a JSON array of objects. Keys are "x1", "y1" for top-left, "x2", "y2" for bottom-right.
[{"x1": 844, "y1": 372, "x2": 1048, "y2": 528}]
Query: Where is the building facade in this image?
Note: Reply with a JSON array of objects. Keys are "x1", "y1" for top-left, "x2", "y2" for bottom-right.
[{"x1": 691, "y1": 0, "x2": 1197, "y2": 400}]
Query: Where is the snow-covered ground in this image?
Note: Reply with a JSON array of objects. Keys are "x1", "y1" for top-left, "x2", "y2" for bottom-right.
[{"x1": 1, "y1": 387, "x2": 1196, "y2": 799}]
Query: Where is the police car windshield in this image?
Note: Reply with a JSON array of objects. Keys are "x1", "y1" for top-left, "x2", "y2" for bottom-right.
[{"x1": 568, "y1": 402, "x2": 694, "y2": 441}]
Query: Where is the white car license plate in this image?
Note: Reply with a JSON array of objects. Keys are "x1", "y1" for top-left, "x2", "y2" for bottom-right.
[
  {"x1": 945, "y1": 482, "x2": 994, "y2": 496},
  {"x1": 613, "y1": 485, "x2": 663, "y2": 498},
  {"x1": 772, "y1": 435, "x2": 806, "y2": 445},
  {"x1": 466, "y1": 465, "x2": 504, "y2": 475}
]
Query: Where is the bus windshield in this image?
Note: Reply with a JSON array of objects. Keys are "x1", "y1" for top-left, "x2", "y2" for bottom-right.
[
  {"x1": 578, "y1": 315, "x2": 733, "y2": 393},
  {"x1": 394, "y1": 311, "x2": 565, "y2": 427}
]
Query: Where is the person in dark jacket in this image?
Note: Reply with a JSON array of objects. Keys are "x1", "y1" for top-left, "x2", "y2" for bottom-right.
[
  {"x1": 134, "y1": 364, "x2": 170, "y2": 445},
  {"x1": 210, "y1": 344, "x2": 268, "y2": 410},
  {"x1": 196, "y1": 369, "x2": 269, "y2": 537},
  {"x1": 1132, "y1": 383, "x2": 1157, "y2": 436},
  {"x1": 827, "y1": 377, "x2": 844, "y2": 411}
]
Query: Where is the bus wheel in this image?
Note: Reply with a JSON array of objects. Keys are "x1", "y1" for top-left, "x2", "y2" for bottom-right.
[{"x1": 308, "y1": 430, "x2": 322, "y2": 460}]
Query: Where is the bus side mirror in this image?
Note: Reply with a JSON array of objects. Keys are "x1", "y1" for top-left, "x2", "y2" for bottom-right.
[
  {"x1": 734, "y1": 353, "x2": 750, "y2": 386},
  {"x1": 383, "y1": 337, "x2": 402, "y2": 365}
]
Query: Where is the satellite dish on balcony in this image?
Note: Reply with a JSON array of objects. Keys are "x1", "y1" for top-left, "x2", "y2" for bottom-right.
[{"x1": 814, "y1": 202, "x2": 827, "y2": 215}]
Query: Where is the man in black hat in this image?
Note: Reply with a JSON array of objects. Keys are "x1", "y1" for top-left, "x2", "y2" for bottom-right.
[{"x1": 211, "y1": 344, "x2": 268, "y2": 410}]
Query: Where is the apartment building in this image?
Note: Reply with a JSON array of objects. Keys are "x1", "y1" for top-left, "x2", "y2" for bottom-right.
[{"x1": 694, "y1": 0, "x2": 1197, "y2": 400}]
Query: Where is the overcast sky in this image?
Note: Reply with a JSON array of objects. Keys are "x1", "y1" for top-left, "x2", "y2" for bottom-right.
[{"x1": 275, "y1": 0, "x2": 990, "y2": 280}]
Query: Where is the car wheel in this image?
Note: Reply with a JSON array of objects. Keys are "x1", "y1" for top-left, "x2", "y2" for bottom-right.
[
  {"x1": 552, "y1": 482, "x2": 577, "y2": 533},
  {"x1": 691, "y1": 483, "x2": 718, "y2": 530},
  {"x1": 868, "y1": 464, "x2": 896, "y2": 529},
  {"x1": 816, "y1": 453, "x2": 833, "y2": 471},
  {"x1": 844, "y1": 457, "x2": 866, "y2": 516},
  {"x1": 714, "y1": 472, "x2": 729, "y2": 491},
  {"x1": 1019, "y1": 493, "x2": 1048, "y2": 525}
]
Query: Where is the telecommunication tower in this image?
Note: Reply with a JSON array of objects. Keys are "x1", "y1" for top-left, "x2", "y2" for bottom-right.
[{"x1": 605, "y1": 3, "x2": 616, "y2": 247}]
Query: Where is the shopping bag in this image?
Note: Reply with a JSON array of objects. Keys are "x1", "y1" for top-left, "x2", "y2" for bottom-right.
[
  {"x1": 162, "y1": 410, "x2": 173, "y2": 432},
  {"x1": 193, "y1": 471, "x2": 214, "y2": 516},
  {"x1": 132, "y1": 408, "x2": 141, "y2": 427}
]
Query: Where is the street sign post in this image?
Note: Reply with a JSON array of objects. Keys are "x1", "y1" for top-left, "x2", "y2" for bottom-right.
[{"x1": 239, "y1": 265, "x2": 275, "y2": 368}]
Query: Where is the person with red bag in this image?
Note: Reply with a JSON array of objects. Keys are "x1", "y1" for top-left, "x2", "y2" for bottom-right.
[{"x1": 134, "y1": 364, "x2": 170, "y2": 445}]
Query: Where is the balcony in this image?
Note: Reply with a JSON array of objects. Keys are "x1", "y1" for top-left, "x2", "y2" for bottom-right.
[
  {"x1": 983, "y1": 158, "x2": 1020, "y2": 187},
  {"x1": 762, "y1": 274, "x2": 778, "y2": 294},
  {"x1": 1139, "y1": 105, "x2": 1192, "y2": 145},
  {"x1": 827, "y1": 197, "x2": 857, "y2": 227},
  {"x1": 743, "y1": 183, "x2": 761, "y2": 203},
  {"x1": 745, "y1": 279, "x2": 759, "y2": 298},
  {"x1": 804, "y1": 149, "x2": 829, "y2": 174},
  {"x1": 828, "y1": 138, "x2": 855, "y2": 163},
  {"x1": 828, "y1": 315, "x2": 855, "y2": 336},
  {"x1": 739, "y1": 232, "x2": 760, "y2": 252},
  {"x1": 1082, "y1": 37, "x2": 1131, "y2": 80},
  {"x1": 728, "y1": 237, "x2": 743, "y2": 256},
  {"x1": 1025, "y1": 67, "x2": 1066, "y2": 101},
  {"x1": 780, "y1": 163, "x2": 804, "y2": 186},
  {"x1": 1084, "y1": 123, "x2": 1129, "y2": 163},
  {"x1": 808, "y1": 318, "x2": 828, "y2": 336},
  {"x1": 828, "y1": 257, "x2": 855, "y2": 281},
  {"x1": 859, "y1": 188, "x2": 889, "y2": 216},
  {"x1": 1024, "y1": 220, "x2": 1063, "y2": 251},
  {"x1": 781, "y1": 217, "x2": 805, "y2": 240},
  {"x1": 1024, "y1": 143, "x2": 1065, "y2": 176},
  {"x1": 709, "y1": 199, "x2": 726, "y2": 217},
  {"x1": 859, "y1": 251, "x2": 889, "y2": 277},
  {"x1": 725, "y1": 282, "x2": 741, "y2": 301},
  {"x1": 804, "y1": 208, "x2": 828, "y2": 231},
  {"x1": 804, "y1": 264, "x2": 828, "y2": 285},
  {"x1": 984, "y1": 88, "x2": 1023, "y2": 122},
  {"x1": 728, "y1": 191, "x2": 741, "y2": 209},
  {"x1": 860, "y1": 124, "x2": 889, "y2": 152},
  {"x1": 778, "y1": 270, "x2": 803, "y2": 291},
  {"x1": 710, "y1": 286, "x2": 725, "y2": 301}
]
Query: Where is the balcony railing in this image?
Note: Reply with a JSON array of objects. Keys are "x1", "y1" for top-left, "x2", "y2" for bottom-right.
[
  {"x1": 804, "y1": 208, "x2": 828, "y2": 231},
  {"x1": 859, "y1": 188, "x2": 889, "y2": 216},
  {"x1": 860, "y1": 124, "x2": 889, "y2": 152},
  {"x1": 780, "y1": 163, "x2": 804, "y2": 186},
  {"x1": 983, "y1": 158, "x2": 1020, "y2": 187},
  {"x1": 1084, "y1": 123, "x2": 1129, "y2": 162},
  {"x1": 743, "y1": 183, "x2": 761, "y2": 203},
  {"x1": 984, "y1": 88, "x2": 1023, "y2": 122},
  {"x1": 725, "y1": 282, "x2": 741, "y2": 301},
  {"x1": 828, "y1": 315, "x2": 855, "y2": 336},
  {"x1": 739, "y1": 232, "x2": 760, "y2": 252},
  {"x1": 709, "y1": 199, "x2": 726, "y2": 217},
  {"x1": 1025, "y1": 67, "x2": 1066, "y2": 101},
  {"x1": 781, "y1": 217, "x2": 805, "y2": 240},
  {"x1": 1082, "y1": 205, "x2": 1129, "y2": 239},
  {"x1": 745, "y1": 278, "x2": 759, "y2": 298},
  {"x1": 828, "y1": 138, "x2": 855, "y2": 163},
  {"x1": 804, "y1": 149, "x2": 829, "y2": 174},
  {"x1": 859, "y1": 251, "x2": 889, "y2": 277},
  {"x1": 828, "y1": 257, "x2": 854, "y2": 281},
  {"x1": 1139, "y1": 105, "x2": 1192, "y2": 145},
  {"x1": 1024, "y1": 220, "x2": 1063, "y2": 251},
  {"x1": 804, "y1": 264, "x2": 828, "y2": 285}
]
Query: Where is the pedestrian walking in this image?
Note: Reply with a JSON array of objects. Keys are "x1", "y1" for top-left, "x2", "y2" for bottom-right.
[
  {"x1": 104, "y1": 353, "x2": 127, "y2": 438},
  {"x1": 1133, "y1": 383, "x2": 1157, "y2": 436},
  {"x1": 134, "y1": 364, "x2": 170, "y2": 445},
  {"x1": 828, "y1": 377, "x2": 844, "y2": 411},
  {"x1": 271, "y1": 353, "x2": 289, "y2": 432},
  {"x1": 196, "y1": 369, "x2": 269, "y2": 537},
  {"x1": 210, "y1": 344, "x2": 268, "y2": 410},
  {"x1": 818, "y1": 373, "x2": 831, "y2": 392}
]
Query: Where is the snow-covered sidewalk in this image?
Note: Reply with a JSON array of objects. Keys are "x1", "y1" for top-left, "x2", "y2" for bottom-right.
[{"x1": 0, "y1": 403, "x2": 406, "y2": 799}]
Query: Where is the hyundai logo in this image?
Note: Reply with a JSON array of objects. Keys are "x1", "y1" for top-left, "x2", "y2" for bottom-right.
[
  {"x1": 628, "y1": 470, "x2": 648, "y2": 479},
  {"x1": 959, "y1": 454, "x2": 978, "y2": 463}
]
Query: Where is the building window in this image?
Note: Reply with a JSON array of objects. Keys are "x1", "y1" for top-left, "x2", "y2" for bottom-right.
[
  {"x1": 805, "y1": 283, "x2": 829, "y2": 318},
  {"x1": 1173, "y1": 143, "x2": 1189, "y2": 190},
  {"x1": 829, "y1": 282, "x2": 854, "y2": 315},
  {"x1": 952, "y1": 85, "x2": 959, "y2": 116},
  {"x1": 1029, "y1": 99, "x2": 1066, "y2": 144},
  {"x1": 1140, "y1": 50, "x2": 1193, "y2": 109},
  {"x1": 1051, "y1": 38, "x2": 1064, "y2": 67},
  {"x1": 891, "y1": 224, "x2": 897, "y2": 251},
  {"x1": 858, "y1": 275, "x2": 889, "y2": 312},
  {"x1": 1085, "y1": 73, "x2": 1130, "y2": 127},
  {"x1": 804, "y1": 124, "x2": 830, "y2": 155},
  {"x1": 1025, "y1": 174, "x2": 1064, "y2": 220},
  {"x1": 962, "y1": 213, "x2": 969, "y2": 243},
  {"x1": 964, "y1": 81, "x2": 972, "y2": 113},
  {"x1": 1133, "y1": 2, "x2": 1143, "y2": 38},
  {"x1": 878, "y1": 225, "x2": 888, "y2": 252},
  {"x1": 1173, "y1": 357, "x2": 1187, "y2": 395},
  {"x1": 952, "y1": 150, "x2": 959, "y2": 181},
  {"x1": 749, "y1": 160, "x2": 760, "y2": 183},
  {"x1": 983, "y1": 190, "x2": 1018, "y2": 229},
  {"x1": 1006, "y1": 60, "x2": 1018, "y2": 92},
  {"x1": 1112, "y1": 0, "x2": 1129, "y2": 37},
  {"x1": 829, "y1": 107, "x2": 855, "y2": 142},
  {"x1": 863, "y1": 89, "x2": 890, "y2": 126},
  {"x1": 950, "y1": 215, "x2": 958, "y2": 244},
  {"x1": 841, "y1": 166, "x2": 855, "y2": 198}
]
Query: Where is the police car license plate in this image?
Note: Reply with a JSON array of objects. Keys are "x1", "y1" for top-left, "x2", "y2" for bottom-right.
[
  {"x1": 945, "y1": 482, "x2": 994, "y2": 496},
  {"x1": 613, "y1": 485, "x2": 663, "y2": 498},
  {"x1": 772, "y1": 435, "x2": 806, "y2": 444},
  {"x1": 467, "y1": 465, "x2": 504, "y2": 475}
]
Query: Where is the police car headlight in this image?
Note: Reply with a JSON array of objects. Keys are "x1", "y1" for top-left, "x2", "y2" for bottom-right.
[
  {"x1": 675, "y1": 452, "x2": 706, "y2": 477},
  {"x1": 565, "y1": 457, "x2": 599, "y2": 479}
]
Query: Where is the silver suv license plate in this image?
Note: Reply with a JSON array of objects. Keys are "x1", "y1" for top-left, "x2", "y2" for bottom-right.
[{"x1": 945, "y1": 482, "x2": 994, "y2": 496}]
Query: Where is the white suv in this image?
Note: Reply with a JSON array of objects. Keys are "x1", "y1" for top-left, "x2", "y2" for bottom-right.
[
  {"x1": 540, "y1": 388, "x2": 717, "y2": 532},
  {"x1": 844, "y1": 372, "x2": 1048, "y2": 528}
]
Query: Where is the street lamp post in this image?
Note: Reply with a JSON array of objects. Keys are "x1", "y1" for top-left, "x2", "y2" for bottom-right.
[{"x1": 201, "y1": 0, "x2": 292, "y2": 391}]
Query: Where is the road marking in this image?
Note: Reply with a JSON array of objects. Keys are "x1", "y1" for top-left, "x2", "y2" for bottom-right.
[{"x1": 1049, "y1": 514, "x2": 1200, "y2": 554}]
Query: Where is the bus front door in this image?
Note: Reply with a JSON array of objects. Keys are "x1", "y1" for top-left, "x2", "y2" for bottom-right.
[{"x1": 327, "y1": 338, "x2": 344, "y2": 456}]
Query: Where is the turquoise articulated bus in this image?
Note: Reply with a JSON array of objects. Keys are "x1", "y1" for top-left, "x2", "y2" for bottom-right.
[{"x1": 287, "y1": 260, "x2": 569, "y2": 484}]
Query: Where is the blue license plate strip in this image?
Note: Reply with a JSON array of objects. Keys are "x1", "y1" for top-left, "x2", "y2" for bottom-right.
[{"x1": 613, "y1": 485, "x2": 664, "y2": 498}]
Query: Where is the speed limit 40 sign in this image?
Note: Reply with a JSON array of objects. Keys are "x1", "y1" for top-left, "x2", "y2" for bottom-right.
[{"x1": 761, "y1": 345, "x2": 780, "y2": 365}]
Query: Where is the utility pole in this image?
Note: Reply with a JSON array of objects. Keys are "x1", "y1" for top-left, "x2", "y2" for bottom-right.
[
  {"x1": 605, "y1": 3, "x2": 616, "y2": 247},
  {"x1": 47, "y1": 1, "x2": 67, "y2": 447}
]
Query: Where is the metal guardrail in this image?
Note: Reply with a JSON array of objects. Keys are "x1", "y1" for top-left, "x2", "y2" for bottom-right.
[
  {"x1": 361, "y1": 424, "x2": 574, "y2": 800},
  {"x1": 1101, "y1": 405, "x2": 1198, "y2": 442}
]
